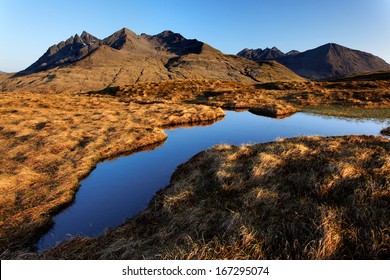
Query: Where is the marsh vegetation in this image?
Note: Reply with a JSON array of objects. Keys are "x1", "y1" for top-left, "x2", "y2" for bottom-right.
[{"x1": 0, "y1": 78, "x2": 389, "y2": 259}]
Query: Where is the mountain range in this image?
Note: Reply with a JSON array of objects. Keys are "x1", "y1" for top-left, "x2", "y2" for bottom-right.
[
  {"x1": 2, "y1": 28, "x2": 390, "y2": 94},
  {"x1": 238, "y1": 44, "x2": 390, "y2": 80},
  {"x1": 1, "y1": 28, "x2": 304, "y2": 93}
]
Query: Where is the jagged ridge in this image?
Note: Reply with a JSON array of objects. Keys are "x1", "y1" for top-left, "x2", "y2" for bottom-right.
[
  {"x1": 1, "y1": 28, "x2": 305, "y2": 93},
  {"x1": 238, "y1": 43, "x2": 390, "y2": 80}
]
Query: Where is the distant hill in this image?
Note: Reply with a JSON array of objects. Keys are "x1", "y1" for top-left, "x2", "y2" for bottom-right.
[
  {"x1": 328, "y1": 71, "x2": 390, "y2": 82},
  {"x1": 237, "y1": 47, "x2": 285, "y2": 61},
  {"x1": 238, "y1": 43, "x2": 390, "y2": 80},
  {"x1": 1, "y1": 28, "x2": 304, "y2": 93},
  {"x1": 0, "y1": 71, "x2": 11, "y2": 83}
]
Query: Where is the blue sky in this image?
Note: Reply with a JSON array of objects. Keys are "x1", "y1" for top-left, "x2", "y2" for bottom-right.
[{"x1": 1, "y1": 0, "x2": 389, "y2": 72}]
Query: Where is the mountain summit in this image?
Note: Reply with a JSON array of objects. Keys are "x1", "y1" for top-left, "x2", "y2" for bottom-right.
[
  {"x1": 16, "y1": 28, "x2": 219, "y2": 77},
  {"x1": 238, "y1": 43, "x2": 390, "y2": 80},
  {"x1": 17, "y1": 32, "x2": 102, "y2": 76},
  {"x1": 2, "y1": 28, "x2": 304, "y2": 93},
  {"x1": 237, "y1": 47, "x2": 285, "y2": 61}
]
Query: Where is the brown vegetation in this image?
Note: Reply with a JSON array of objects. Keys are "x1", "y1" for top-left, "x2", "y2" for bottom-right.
[
  {"x1": 43, "y1": 136, "x2": 390, "y2": 259},
  {"x1": 248, "y1": 104, "x2": 297, "y2": 118},
  {"x1": 0, "y1": 92, "x2": 224, "y2": 254},
  {"x1": 1, "y1": 77, "x2": 389, "y2": 259},
  {"x1": 93, "y1": 79, "x2": 390, "y2": 110}
]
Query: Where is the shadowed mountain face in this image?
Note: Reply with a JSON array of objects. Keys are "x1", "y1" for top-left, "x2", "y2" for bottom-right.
[
  {"x1": 1, "y1": 28, "x2": 305, "y2": 93},
  {"x1": 238, "y1": 43, "x2": 390, "y2": 80},
  {"x1": 15, "y1": 28, "x2": 214, "y2": 76},
  {"x1": 17, "y1": 31, "x2": 102, "y2": 76},
  {"x1": 143, "y1": 30, "x2": 205, "y2": 55},
  {"x1": 237, "y1": 47, "x2": 285, "y2": 61}
]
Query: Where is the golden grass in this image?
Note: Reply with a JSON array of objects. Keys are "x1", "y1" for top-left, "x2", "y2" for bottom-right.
[
  {"x1": 1, "y1": 78, "x2": 389, "y2": 259},
  {"x1": 303, "y1": 106, "x2": 390, "y2": 120},
  {"x1": 0, "y1": 92, "x2": 224, "y2": 254},
  {"x1": 90, "y1": 79, "x2": 390, "y2": 116},
  {"x1": 42, "y1": 135, "x2": 390, "y2": 259}
]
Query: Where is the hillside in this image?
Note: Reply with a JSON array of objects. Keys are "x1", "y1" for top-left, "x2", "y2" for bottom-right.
[
  {"x1": 328, "y1": 71, "x2": 390, "y2": 82},
  {"x1": 0, "y1": 28, "x2": 304, "y2": 93},
  {"x1": 238, "y1": 43, "x2": 390, "y2": 80},
  {"x1": 0, "y1": 71, "x2": 11, "y2": 83}
]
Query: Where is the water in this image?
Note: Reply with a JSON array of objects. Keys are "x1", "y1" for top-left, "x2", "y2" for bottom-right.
[{"x1": 38, "y1": 111, "x2": 389, "y2": 251}]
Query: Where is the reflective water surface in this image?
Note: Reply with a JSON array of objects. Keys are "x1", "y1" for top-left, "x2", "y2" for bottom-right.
[{"x1": 38, "y1": 111, "x2": 389, "y2": 251}]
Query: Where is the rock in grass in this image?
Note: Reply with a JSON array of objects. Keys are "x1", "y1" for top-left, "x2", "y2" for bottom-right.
[
  {"x1": 249, "y1": 103, "x2": 298, "y2": 118},
  {"x1": 381, "y1": 126, "x2": 390, "y2": 136}
]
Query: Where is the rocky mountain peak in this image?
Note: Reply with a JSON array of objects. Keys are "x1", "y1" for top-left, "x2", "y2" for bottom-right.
[
  {"x1": 239, "y1": 43, "x2": 390, "y2": 80},
  {"x1": 238, "y1": 47, "x2": 284, "y2": 61},
  {"x1": 157, "y1": 30, "x2": 175, "y2": 37},
  {"x1": 155, "y1": 30, "x2": 185, "y2": 43},
  {"x1": 5, "y1": 27, "x2": 306, "y2": 92},
  {"x1": 80, "y1": 31, "x2": 100, "y2": 45},
  {"x1": 103, "y1": 27, "x2": 139, "y2": 50},
  {"x1": 286, "y1": 50, "x2": 300, "y2": 56}
]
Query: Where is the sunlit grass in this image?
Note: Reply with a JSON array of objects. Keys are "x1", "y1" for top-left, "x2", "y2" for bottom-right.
[
  {"x1": 0, "y1": 92, "x2": 224, "y2": 254},
  {"x1": 43, "y1": 136, "x2": 390, "y2": 260},
  {"x1": 302, "y1": 105, "x2": 390, "y2": 121},
  {"x1": 1, "y1": 77, "x2": 389, "y2": 258}
]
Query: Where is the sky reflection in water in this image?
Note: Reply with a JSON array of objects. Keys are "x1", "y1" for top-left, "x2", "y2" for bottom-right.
[{"x1": 38, "y1": 111, "x2": 389, "y2": 251}]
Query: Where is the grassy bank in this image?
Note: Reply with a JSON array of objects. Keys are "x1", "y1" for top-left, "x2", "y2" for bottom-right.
[
  {"x1": 90, "y1": 79, "x2": 390, "y2": 118},
  {"x1": 43, "y1": 135, "x2": 389, "y2": 259},
  {"x1": 302, "y1": 106, "x2": 390, "y2": 120},
  {"x1": 0, "y1": 92, "x2": 224, "y2": 254}
]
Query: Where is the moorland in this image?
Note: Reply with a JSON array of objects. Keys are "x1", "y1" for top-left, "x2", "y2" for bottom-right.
[{"x1": 0, "y1": 28, "x2": 389, "y2": 259}]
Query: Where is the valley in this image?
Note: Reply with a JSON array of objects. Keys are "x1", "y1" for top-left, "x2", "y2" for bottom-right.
[{"x1": 0, "y1": 27, "x2": 389, "y2": 260}]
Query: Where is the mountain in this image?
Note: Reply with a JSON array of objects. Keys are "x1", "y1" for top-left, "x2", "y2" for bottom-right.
[
  {"x1": 17, "y1": 31, "x2": 102, "y2": 76},
  {"x1": 328, "y1": 70, "x2": 390, "y2": 82},
  {"x1": 238, "y1": 43, "x2": 390, "y2": 80},
  {"x1": 285, "y1": 50, "x2": 300, "y2": 56},
  {"x1": 237, "y1": 47, "x2": 284, "y2": 61},
  {"x1": 1, "y1": 28, "x2": 304, "y2": 93}
]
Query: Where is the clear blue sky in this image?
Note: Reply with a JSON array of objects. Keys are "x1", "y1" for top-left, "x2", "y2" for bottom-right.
[{"x1": 1, "y1": 0, "x2": 389, "y2": 72}]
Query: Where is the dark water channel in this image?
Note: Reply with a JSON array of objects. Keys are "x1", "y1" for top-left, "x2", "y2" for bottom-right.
[{"x1": 38, "y1": 110, "x2": 389, "y2": 251}]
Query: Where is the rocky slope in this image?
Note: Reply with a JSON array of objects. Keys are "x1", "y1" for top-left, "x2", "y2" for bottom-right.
[
  {"x1": 238, "y1": 43, "x2": 390, "y2": 80},
  {"x1": 1, "y1": 28, "x2": 304, "y2": 93}
]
